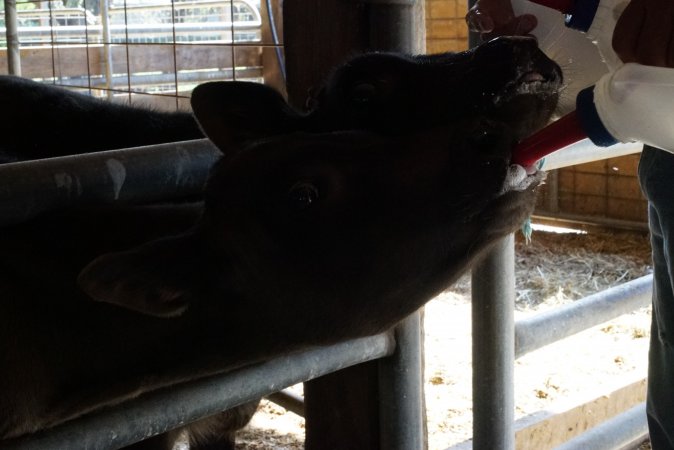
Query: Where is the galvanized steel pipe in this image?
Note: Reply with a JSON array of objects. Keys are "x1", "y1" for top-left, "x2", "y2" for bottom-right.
[
  {"x1": 515, "y1": 274, "x2": 652, "y2": 358},
  {"x1": 365, "y1": 2, "x2": 427, "y2": 449},
  {"x1": 364, "y1": 0, "x2": 425, "y2": 53},
  {"x1": 379, "y1": 310, "x2": 425, "y2": 450},
  {"x1": 471, "y1": 235, "x2": 516, "y2": 450},
  {"x1": 2, "y1": 334, "x2": 395, "y2": 450},
  {"x1": 553, "y1": 403, "x2": 648, "y2": 450},
  {"x1": 0, "y1": 139, "x2": 220, "y2": 226},
  {"x1": 266, "y1": 390, "x2": 305, "y2": 417}
]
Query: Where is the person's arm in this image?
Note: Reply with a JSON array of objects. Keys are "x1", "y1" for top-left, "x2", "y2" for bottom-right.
[
  {"x1": 612, "y1": 0, "x2": 674, "y2": 67},
  {"x1": 465, "y1": 0, "x2": 537, "y2": 40}
]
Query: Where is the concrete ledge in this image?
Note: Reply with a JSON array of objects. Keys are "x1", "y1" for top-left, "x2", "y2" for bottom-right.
[{"x1": 514, "y1": 375, "x2": 646, "y2": 450}]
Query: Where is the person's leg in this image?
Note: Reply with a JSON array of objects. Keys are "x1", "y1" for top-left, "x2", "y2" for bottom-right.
[{"x1": 639, "y1": 146, "x2": 674, "y2": 449}]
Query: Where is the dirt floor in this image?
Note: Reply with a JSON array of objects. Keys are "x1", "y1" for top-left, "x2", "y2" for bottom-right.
[{"x1": 233, "y1": 222, "x2": 654, "y2": 450}]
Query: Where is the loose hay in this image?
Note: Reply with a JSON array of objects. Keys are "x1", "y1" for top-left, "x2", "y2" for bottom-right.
[{"x1": 514, "y1": 227, "x2": 652, "y2": 308}]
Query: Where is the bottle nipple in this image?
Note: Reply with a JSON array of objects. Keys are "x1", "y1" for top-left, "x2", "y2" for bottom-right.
[{"x1": 511, "y1": 110, "x2": 588, "y2": 167}]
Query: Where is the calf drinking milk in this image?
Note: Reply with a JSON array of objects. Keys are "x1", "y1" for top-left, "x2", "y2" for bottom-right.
[{"x1": 0, "y1": 37, "x2": 561, "y2": 449}]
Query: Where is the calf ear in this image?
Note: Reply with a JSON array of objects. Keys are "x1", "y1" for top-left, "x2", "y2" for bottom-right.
[
  {"x1": 191, "y1": 81, "x2": 302, "y2": 151},
  {"x1": 77, "y1": 233, "x2": 203, "y2": 318}
]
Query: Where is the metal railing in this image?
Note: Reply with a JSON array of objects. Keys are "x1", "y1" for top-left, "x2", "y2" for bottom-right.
[
  {"x1": 2, "y1": 334, "x2": 396, "y2": 449},
  {"x1": 468, "y1": 138, "x2": 650, "y2": 450}
]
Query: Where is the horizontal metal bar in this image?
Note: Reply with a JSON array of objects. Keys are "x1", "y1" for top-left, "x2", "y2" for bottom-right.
[
  {"x1": 2, "y1": 333, "x2": 396, "y2": 450},
  {"x1": 553, "y1": 403, "x2": 648, "y2": 450},
  {"x1": 515, "y1": 275, "x2": 652, "y2": 358},
  {"x1": 540, "y1": 139, "x2": 642, "y2": 171},
  {"x1": 531, "y1": 213, "x2": 650, "y2": 233},
  {"x1": 266, "y1": 390, "x2": 305, "y2": 417},
  {"x1": 0, "y1": 139, "x2": 220, "y2": 226}
]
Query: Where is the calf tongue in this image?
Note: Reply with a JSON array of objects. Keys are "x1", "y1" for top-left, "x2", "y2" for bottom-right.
[{"x1": 511, "y1": 110, "x2": 588, "y2": 168}]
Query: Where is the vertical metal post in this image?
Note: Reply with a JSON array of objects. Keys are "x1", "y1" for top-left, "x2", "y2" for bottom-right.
[
  {"x1": 379, "y1": 311, "x2": 425, "y2": 450},
  {"x1": 366, "y1": 0, "x2": 426, "y2": 53},
  {"x1": 368, "y1": 2, "x2": 426, "y2": 448},
  {"x1": 4, "y1": 0, "x2": 21, "y2": 76},
  {"x1": 100, "y1": 0, "x2": 114, "y2": 99},
  {"x1": 466, "y1": 6, "x2": 515, "y2": 446},
  {"x1": 471, "y1": 235, "x2": 516, "y2": 450},
  {"x1": 285, "y1": 3, "x2": 427, "y2": 448}
]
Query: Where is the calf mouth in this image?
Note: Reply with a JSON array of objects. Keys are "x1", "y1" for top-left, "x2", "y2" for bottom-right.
[
  {"x1": 494, "y1": 61, "x2": 561, "y2": 193},
  {"x1": 492, "y1": 66, "x2": 561, "y2": 116},
  {"x1": 507, "y1": 69, "x2": 560, "y2": 98},
  {"x1": 500, "y1": 164, "x2": 547, "y2": 194}
]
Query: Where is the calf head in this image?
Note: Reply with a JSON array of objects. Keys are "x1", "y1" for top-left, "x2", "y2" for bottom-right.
[
  {"x1": 78, "y1": 37, "x2": 561, "y2": 349},
  {"x1": 79, "y1": 42, "x2": 557, "y2": 349}
]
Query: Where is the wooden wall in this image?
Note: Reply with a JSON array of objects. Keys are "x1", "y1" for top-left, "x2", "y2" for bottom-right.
[
  {"x1": 536, "y1": 154, "x2": 647, "y2": 224},
  {"x1": 425, "y1": 0, "x2": 470, "y2": 53}
]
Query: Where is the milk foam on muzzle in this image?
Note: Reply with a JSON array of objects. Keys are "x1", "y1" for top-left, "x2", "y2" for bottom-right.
[{"x1": 501, "y1": 164, "x2": 546, "y2": 194}]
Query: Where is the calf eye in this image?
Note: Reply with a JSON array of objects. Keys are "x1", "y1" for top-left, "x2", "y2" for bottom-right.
[
  {"x1": 349, "y1": 83, "x2": 376, "y2": 110},
  {"x1": 288, "y1": 181, "x2": 320, "y2": 211}
]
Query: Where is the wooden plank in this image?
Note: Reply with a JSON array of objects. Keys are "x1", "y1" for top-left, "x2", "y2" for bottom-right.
[
  {"x1": 20, "y1": 45, "x2": 94, "y2": 78},
  {"x1": 262, "y1": 46, "x2": 286, "y2": 96},
  {"x1": 304, "y1": 361, "x2": 382, "y2": 450},
  {"x1": 0, "y1": 44, "x2": 260, "y2": 79},
  {"x1": 176, "y1": 44, "x2": 234, "y2": 71},
  {"x1": 574, "y1": 158, "x2": 608, "y2": 174},
  {"x1": 573, "y1": 172, "x2": 607, "y2": 196},
  {"x1": 234, "y1": 45, "x2": 263, "y2": 68},
  {"x1": 608, "y1": 154, "x2": 641, "y2": 175},
  {"x1": 574, "y1": 194, "x2": 608, "y2": 216},
  {"x1": 607, "y1": 175, "x2": 645, "y2": 200},
  {"x1": 514, "y1": 376, "x2": 646, "y2": 450},
  {"x1": 608, "y1": 198, "x2": 649, "y2": 222}
]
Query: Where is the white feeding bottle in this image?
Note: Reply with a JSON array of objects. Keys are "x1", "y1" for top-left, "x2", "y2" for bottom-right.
[{"x1": 512, "y1": 0, "x2": 674, "y2": 167}]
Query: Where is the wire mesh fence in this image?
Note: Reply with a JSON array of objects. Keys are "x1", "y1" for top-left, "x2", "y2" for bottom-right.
[{"x1": 0, "y1": 0, "x2": 285, "y2": 110}]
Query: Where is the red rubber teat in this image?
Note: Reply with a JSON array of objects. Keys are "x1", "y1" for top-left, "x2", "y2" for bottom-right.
[
  {"x1": 512, "y1": 110, "x2": 588, "y2": 167},
  {"x1": 528, "y1": 0, "x2": 575, "y2": 13}
]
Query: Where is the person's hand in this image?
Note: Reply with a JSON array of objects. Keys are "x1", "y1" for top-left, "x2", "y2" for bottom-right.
[
  {"x1": 613, "y1": 0, "x2": 674, "y2": 67},
  {"x1": 465, "y1": 0, "x2": 538, "y2": 41}
]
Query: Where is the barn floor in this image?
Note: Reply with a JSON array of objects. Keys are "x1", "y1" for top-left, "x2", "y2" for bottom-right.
[{"x1": 231, "y1": 222, "x2": 654, "y2": 450}]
